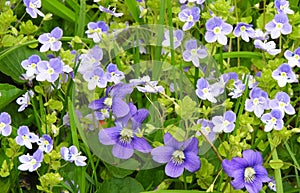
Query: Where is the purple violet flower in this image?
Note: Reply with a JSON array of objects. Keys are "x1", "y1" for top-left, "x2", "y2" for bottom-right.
[
  {"x1": 38, "y1": 27, "x2": 63, "y2": 52},
  {"x1": 245, "y1": 87, "x2": 269, "y2": 118},
  {"x1": 98, "y1": 103, "x2": 152, "y2": 159},
  {"x1": 89, "y1": 83, "x2": 133, "y2": 119},
  {"x1": 83, "y1": 67, "x2": 107, "y2": 90},
  {"x1": 196, "y1": 78, "x2": 220, "y2": 103},
  {"x1": 183, "y1": 39, "x2": 208, "y2": 67},
  {"x1": 284, "y1": 47, "x2": 300, "y2": 67},
  {"x1": 205, "y1": 17, "x2": 233, "y2": 45},
  {"x1": 85, "y1": 21, "x2": 109, "y2": 43},
  {"x1": 23, "y1": 0, "x2": 44, "y2": 18},
  {"x1": 130, "y1": 76, "x2": 165, "y2": 93},
  {"x1": 16, "y1": 90, "x2": 34, "y2": 112},
  {"x1": 162, "y1": 30, "x2": 184, "y2": 49},
  {"x1": 272, "y1": 63, "x2": 298, "y2": 87},
  {"x1": 151, "y1": 133, "x2": 200, "y2": 178},
  {"x1": 178, "y1": 7, "x2": 200, "y2": 31},
  {"x1": 196, "y1": 119, "x2": 216, "y2": 142},
  {"x1": 99, "y1": 5, "x2": 123, "y2": 17},
  {"x1": 269, "y1": 91, "x2": 295, "y2": 115},
  {"x1": 36, "y1": 58, "x2": 63, "y2": 83},
  {"x1": 265, "y1": 13, "x2": 292, "y2": 39},
  {"x1": 261, "y1": 109, "x2": 284, "y2": 132},
  {"x1": 233, "y1": 22, "x2": 255, "y2": 42},
  {"x1": 212, "y1": 110, "x2": 236, "y2": 133},
  {"x1": 105, "y1": 63, "x2": 125, "y2": 84},
  {"x1": 61, "y1": 146, "x2": 87, "y2": 166},
  {"x1": 18, "y1": 149, "x2": 43, "y2": 172},
  {"x1": 254, "y1": 40, "x2": 281, "y2": 55},
  {"x1": 21, "y1": 55, "x2": 41, "y2": 77},
  {"x1": 222, "y1": 149, "x2": 271, "y2": 193},
  {"x1": 37, "y1": 134, "x2": 53, "y2": 153},
  {"x1": 15, "y1": 126, "x2": 39, "y2": 149},
  {"x1": 275, "y1": 0, "x2": 294, "y2": 14},
  {"x1": 0, "y1": 112, "x2": 12, "y2": 136}
]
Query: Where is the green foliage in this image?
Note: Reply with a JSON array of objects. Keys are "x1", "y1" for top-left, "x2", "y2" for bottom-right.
[
  {"x1": 0, "y1": 84, "x2": 22, "y2": 110},
  {"x1": 37, "y1": 172, "x2": 63, "y2": 193},
  {"x1": 100, "y1": 177, "x2": 144, "y2": 193},
  {"x1": 195, "y1": 158, "x2": 215, "y2": 189}
]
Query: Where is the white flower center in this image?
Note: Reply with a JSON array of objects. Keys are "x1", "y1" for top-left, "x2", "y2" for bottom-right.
[
  {"x1": 244, "y1": 167, "x2": 256, "y2": 183},
  {"x1": 240, "y1": 26, "x2": 246, "y2": 32},
  {"x1": 279, "y1": 101, "x2": 286, "y2": 108},
  {"x1": 44, "y1": 140, "x2": 49, "y2": 145},
  {"x1": 276, "y1": 23, "x2": 283, "y2": 29},
  {"x1": 30, "y1": 63, "x2": 36, "y2": 69},
  {"x1": 29, "y1": 2, "x2": 37, "y2": 8},
  {"x1": 96, "y1": 28, "x2": 102, "y2": 33},
  {"x1": 204, "y1": 126, "x2": 211, "y2": 133},
  {"x1": 223, "y1": 120, "x2": 230, "y2": 127},
  {"x1": 281, "y1": 72, "x2": 287, "y2": 77},
  {"x1": 92, "y1": 75, "x2": 99, "y2": 81},
  {"x1": 187, "y1": 15, "x2": 194, "y2": 22},
  {"x1": 294, "y1": 54, "x2": 299, "y2": 60},
  {"x1": 47, "y1": 67, "x2": 54, "y2": 75},
  {"x1": 22, "y1": 135, "x2": 29, "y2": 140},
  {"x1": 171, "y1": 150, "x2": 185, "y2": 165},
  {"x1": 253, "y1": 98, "x2": 259, "y2": 105},
  {"x1": 30, "y1": 158, "x2": 37, "y2": 165},
  {"x1": 0, "y1": 122, "x2": 5, "y2": 130},
  {"x1": 191, "y1": 49, "x2": 197, "y2": 55},
  {"x1": 213, "y1": 27, "x2": 221, "y2": 34},
  {"x1": 203, "y1": 88, "x2": 209, "y2": 94},
  {"x1": 49, "y1": 37, "x2": 56, "y2": 43},
  {"x1": 100, "y1": 108, "x2": 108, "y2": 115},
  {"x1": 119, "y1": 128, "x2": 134, "y2": 143},
  {"x1": 271, "y1": 117, "x2": 277, "y2": 124},
  {"x1": 104, "y1": 97, "x2": 113, "y2": 107}
]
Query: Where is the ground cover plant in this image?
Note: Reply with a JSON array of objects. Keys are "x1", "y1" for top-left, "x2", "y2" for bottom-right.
[{"x1": 0, "y1": 0, "x2": 300, "y2": 192}]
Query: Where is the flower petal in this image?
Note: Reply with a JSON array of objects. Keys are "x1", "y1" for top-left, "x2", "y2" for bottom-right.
[
  {"x1": 165, "y1": 161, "x2": 185, "y2": 178},
  {"x1": 151, "y1": 146, "x2": 174, "y2": 163}
]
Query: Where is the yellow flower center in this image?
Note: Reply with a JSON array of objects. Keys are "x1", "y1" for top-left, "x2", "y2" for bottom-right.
[
  {"x1": 187, "y1": 15, "x2": 194, "y2": 22},
  {"x1": 294, "y1": 54, "x2": 299, "y2": 60},
  {"x1": 0, "y1": 122, "x2": 5, "y2": 130},
  {"x1": 47, "y1": 68, "x2": 54, "y2": 75},
  {"x1": 191, "y1": 49, "x2": 197, "y2": 55},
  {"x1": 203, "y1": 88, "x2": 209, "y2": 94},
  {"x1": 22, "y1": 135, "x2": 29, "y2": 140},
  {"x1": 244, "y1": 167, "x2": 256, "y2": 183},
  {"x1": 204, "y1": 126, "x2": 211, "y2": 133},
  {"x1": 30, "y1": 159, "x2": 37, "y2": 165},
  {"x1": 100, "y1": 108, "x2": 108, "y2": 114},
  {"x1": 223, "y1": 120, "x2": 230, "y2": 127},
  {"x1": 253, "y1": 98, "x2": 259, "y2": 105},
  {"x1": 49, "y1": 37, "x2": 56, "y2": 43},
  {"x1": 29, "y1": 2, "x2": 36, "y2": 8},
  {"x1": 240, "y1": 26, "x2": 246, "y2": 32},
  {"x1": 279, "y1": 101, "x2": 286, "y2": 108},
  {"x1": 271, "y1": 117, "x2": 277, "y2": 124},
  {"x1": 104, "y1": 97, "x2": 113, "y2": 107},
  {"x1": 276, "y1": 23, "x2": 283, "y2": 29},
  {"x1": 281, "y1": 72, "x2": 287, "y2": 77},
  {"x1": 96, "y1": 28, "x2": 102, "y2": 33},
  {"x1": 213, "y1": 27, "x2": 221, "y2": 34}
]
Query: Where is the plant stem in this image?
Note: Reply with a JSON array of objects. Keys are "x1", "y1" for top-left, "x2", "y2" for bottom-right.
[{"x1": 198, "y1": 129, "x2": 223, "y2": 162}]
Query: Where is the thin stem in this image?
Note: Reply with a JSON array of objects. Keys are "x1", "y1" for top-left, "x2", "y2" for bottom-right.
[{"x1": 198, "y1": 129, "x2": 223, "y2": 162}]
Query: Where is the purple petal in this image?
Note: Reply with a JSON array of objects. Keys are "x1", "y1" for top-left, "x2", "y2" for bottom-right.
[
  {"x1": 254, "y1": 165, "x2": 271, "y2": 182},
  {"x1": 185, "y1": 39, "x2": 197, "y2": 50},
  {"x1": 231, "y1": 169, "x2": 245, "y2": 189},
  {"x1": 245, "y1": 181, "x2": 262, "y2": 193},
  {"x1": 133, "y1": 137, "x2": 152, "y2": 153},
  {"x1": 151, "y1": 146, "x2": 174, "y2": 163},
  {"x1": 98, "y1": 127, "x2": 120, "y2": 145},
  {"x1": 165, "y1": 161, "x2": 185, "y2": 178},
  {"x1": 33, "y1": 149, "x2": 44, "y2": 162},
  {"x1": 285, "y1": 104, "x2": 295, "y2": 115},
  {"x1": 51, "y1": 27, "x2": 63, "y2": 39},
  {"x1": 112, "y1": 98, "x2": 129, "y2": 118},
  {"x1": 163, "y1": 133, "x2": 182, "y2": 149},
  {"x1": 224, "y1": 111, "x2": 236, "y2": 122},
  {"x1": 112, "y1": 143, "x2": 134, "y2": 159},
  {"x1": 222, "y1": 157, "x2": 248, "y2": 177},
  {"x1": 242, "y1": 149, "x2": 263, "y2": 166},
  {"x1": 2, "y1": 125, "x2": 12, "y2": 136},
  {"x1": 18, "y1": 126, "x2": 29, "y2": 135},
  {"x1": 205, "y1": 31, "x2": 217, "y2": 43},
  {"x1": 183, "y1": 137, "x2": 198, "y2": 154},
  {"x1": 184, "y1": 152, "x2": 200, "y2": 172},
  {"x1": 221, "y1": 22, "x2": 233, "y2": 34}
]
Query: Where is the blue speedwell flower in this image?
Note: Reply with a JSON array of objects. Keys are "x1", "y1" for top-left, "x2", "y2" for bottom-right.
[
  {"x1": 38, "y1": 27, "x2": 63, "y2": 52},
  {"x1": 275, "y1": 0, "x2": 294, "y2": 14},
  {"x1": 245, "y1": 87, "x2": 270, "y2": 118},
  {"x1": 178, "y1": 7, "x2": 200, "y2": 31},
  {"x1": 18, "y1": 149, "x2": 43, "y2": 172},
  {"x1": 99, "y1": 5, "x2": 123, "y2": 17},
  {"x1": 222, "y1": 150, "x2": 271, "y2": 193},
  {"x1": 254, "y1": 39, "x2": 281, "y2": 55},
  {"x1": 36, "y1": 58, "x2": 63, "y2": 83},
  {"x1": 265, "y1": 13, "x2": 292, "y2": 39},
  {"x1": 269, "y1": 91, "x2": 295, "y2": 115},
  {"x1": 98, "y1": 103, "x2": 152, "y2": 159},
  {"x1": 105, "y1": 63, "x2": 125, "y2": 84},
  {"x1": 196, "y1": 78, "x2": 220, "y2": 103},
  {"x1": 23, "y1": 0, "x2": 44, "y2": 18},
  {"x1": 196, "y1": 119, "x2": 216, "y2": 142},
  {"x1": 261, "y1": 109, "x2": 284, "y2": 132},
  {"x1": 130, "y1": 76, "x2": 165, "y2": 93},
  {"x1": 233, "y1": 22, "x2": 255, "y2": 42},
  {"x1": 78, "y1": 45, "x2": 103, "y2": 74},
  {"x1": 284, "y1": 47, "x2": 300, "y2": 67},
  {"x1": 16, "y1": 90, "x2": 34, "y2": 112},
  {"x1": 37, "y1": 134, "x2": 53, "y2": 153},
  {"x1": 272, "y1": 63, "x2": 298, "y2": 87},
  {"x1": 212, "y1": 110, "x2": 236, "y2": 133},
  {"x1": 83, "y1": 67, "x2": 107, "y2": 90},
  {"x1": 61, "y1": 146, "x2": 87, "y2": 166},
  {"x1": 151, "y1": 133, "x2": 200, "y2": 178},
  {"x1": 21, "y1": 55, "x2": 41, "y2": 77},
  {"x1": 183, "y1": 39, "x2": 208, "y2": 67},
  {"x1": 15, "y1": 126, "x2": 39, "y2": 149},
  {"x1": 85, "y1": 21, "x2": 109, "y2": 43},
  {"x1": 0, "y1": 112, "x2": 12, "y2": 136},
  {"x1": 205, "y1": 17, "x2": 233, "y2": 45},
  {"x1": 162, "y1": 29, "x2": 184, "y2": 49}
]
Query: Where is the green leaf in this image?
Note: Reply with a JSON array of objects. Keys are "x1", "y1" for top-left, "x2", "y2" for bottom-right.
[
  {"x1": 0, "y1": 84, "x2": 22, "y2": 110},
  {"x1": 141, "y1": 190, "x2": 220, "y2": 193},
  {"x1": 101, "y1": 177, "x2": 144, "y2": 193},
  {"x1": 19, "y1": 20, "x2": 39, "y2": 35},
  {"x1": 104, "y1": 164, "x2": 134, "y2": 178},
  {"x1": 270, "y1": 159, "x2": 284, "y2": 169},
  {"x1": 175, "y1": 96, "x2": 198, "y2": 120},
  {"x1": 124, "y1": 0, "x2": 142, "y2": 24},
  {"x1": 136, "y1": 169, "x2": 165, "y2": 189},
  {"x1": 42, "y1": 0, "x2": 76, "y2": 22}
]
